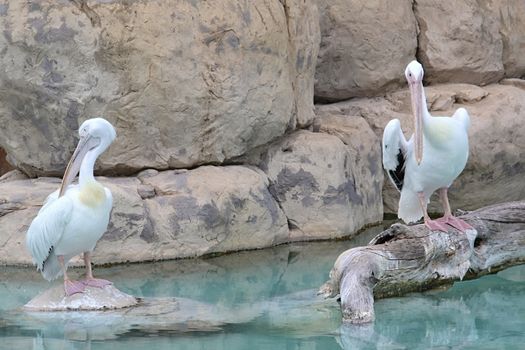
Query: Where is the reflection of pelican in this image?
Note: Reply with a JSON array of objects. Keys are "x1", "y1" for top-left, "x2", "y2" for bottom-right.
[
  {"x1": 26, "y1": 118, "x2": 116, "y2": 296},
  {"x1": 382, "y1": 61, "x2": 472, "y2": 232}
]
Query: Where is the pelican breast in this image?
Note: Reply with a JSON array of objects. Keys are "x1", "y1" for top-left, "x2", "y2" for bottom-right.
[{"x1": 78, "y1": 181, "x2": 107, "y2": 208}]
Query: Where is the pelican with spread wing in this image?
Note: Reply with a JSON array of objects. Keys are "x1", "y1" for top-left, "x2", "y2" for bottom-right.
[
  {"x1": 382, "y1": 61, "x2": 472, "y2": 232},
  {"x1": 26, "y1": 118, "x2": 116, "y2": 295}
]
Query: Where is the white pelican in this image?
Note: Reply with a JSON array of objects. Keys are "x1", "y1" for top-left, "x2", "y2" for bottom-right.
[
  {"x1": 382, "y1": 61, "x2": 472, "y2": 232},
  {"x1": 26, "y1": 118, "x2": 116, "y2": 296}
]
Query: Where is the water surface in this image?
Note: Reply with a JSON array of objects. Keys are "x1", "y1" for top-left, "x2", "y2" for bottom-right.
[{"x1": 1, "y1": 225, "x2": 525, "y2": 350}]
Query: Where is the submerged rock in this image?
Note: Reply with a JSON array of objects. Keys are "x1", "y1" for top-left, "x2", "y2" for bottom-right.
[{"x1": 24, "y1": 285, "x2": 137, "y2": 311}]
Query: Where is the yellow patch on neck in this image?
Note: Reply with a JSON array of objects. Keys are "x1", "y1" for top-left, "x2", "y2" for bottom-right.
[{"x1": 78, "y1": 181, "x2": 106, "y2": 208}]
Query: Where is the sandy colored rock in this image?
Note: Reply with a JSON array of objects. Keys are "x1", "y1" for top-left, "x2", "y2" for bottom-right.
[
  {"x1": 322, "y1": 83, "x2": 525, "y2": 214},
  {"x1": 313, "y1": 112, "x2": 383, "y2": 225},
  {"x1": 415, "y1": 0, "x2": 504, "y2": 85},
  {"x1": 90, "y1": 177, "x2": 151, "y2": 264},
  {"x1": 500, "y1": 78, "x2": 525, "y2": 90},
  {"x1": 24, "y1": 284, "x2": 137, "y2": 311},
  {"x1": 284, "y1": 0, "x2": 321, "y2": 127},
  {"x1": 0, "y1": 0, "x2": 319, "y2": 176},
  {"x1": 489, "y1": 0, "x2": 525, "y2": 78},
  {"x1": 0, "y1": 169, "x2": 28, "y2": 183},
  {"x1": 254, "y1": 130, "x2": 382, "y2": 239},
  {"x1": 141, "y1": 165, "x2": 290, "y2": 259},
  {"x1": 314, "y1": 0, "x2": 417, "y2": 101},
  {"x1": 0, "y1": 178, "x2": 60, "y2": 265},
  {"x1": 0, "y1": 165, "x2": 290, "y2": 265}
]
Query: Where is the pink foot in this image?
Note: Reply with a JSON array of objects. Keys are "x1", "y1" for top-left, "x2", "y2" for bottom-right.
[
  {"x1": 424, "y1": 218, "x2": 449, "y2": 232},
  {"x1": 438, "y1": 215, "x2": 473, "y2": 233},
  {"x1": 81, "y1": 278, "x2": 112, "y2": 288},
  {"x1": 64, "y1": 280, "x2": 86, "y2": 296}
]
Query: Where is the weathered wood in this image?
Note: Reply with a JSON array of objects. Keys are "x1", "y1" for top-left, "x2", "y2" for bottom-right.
[{"x1": 318, "y1": 201, "x2": 525, "y2": 324}]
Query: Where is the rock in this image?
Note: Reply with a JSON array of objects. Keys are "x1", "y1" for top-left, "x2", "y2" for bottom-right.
[
  {"x1": 490, "y1": 0, "x2": 525, "y2": 78},
  {"x1": 284, "y1": 0, "x2": 321, "y2": 127},
  {"x1": 0, "y1": 178, "x2": 60, "y2": 265},
  {"x1": 0, "y1": 169, "x2": 28, "y2": 183},
  {"x1": 136, "y1": 169, "x2": 159, "y2": 181},
  {"x1": 0, "y1": 166, "x2": 281, "y2": 265},
  {"x1": 415, "y1": 0, "x2": 504, "y2": 85},
  {"x1": 0, "y1": 147, "x2": 13, "y2": 176},
  {"x1": 0, "y1": 165, "x2": 291, "y2": 265},
  {"x1": 14, "y1": 296, "x2": 261, "y2": 340},
  {"x1": 500, "y1": 78, "x2": 525, "y2": 90},
  {"x1": 91, "y1": 177, "x2": 151, "y2": 264},
  {"x1": 137, "y1": 184, "x2": 155, "y2": 199},
  {"x1": 313, "y1": 111, "x2": 383, "y2": 225},
  {"x1": 386, "y1": 84, "x2": 489, "y2": 112},
  {"x1": 327, "y1": 83, "x2": 525, "y2": 214},
  {"x1": 141, "y1": 166, "x2": 290, "y2": 258},
  {"x1": 24, "y1": 284, "x2": 138, "y2": 311},
  {"x1": 255, "y1": 130, "x2": 382, "y2": 239},
  {"x1": 314, "y1": 0, "x2": 417, "y2": 101},
  {"x1": 0, "y1": 0, "x2": 319, "y2": 176}
]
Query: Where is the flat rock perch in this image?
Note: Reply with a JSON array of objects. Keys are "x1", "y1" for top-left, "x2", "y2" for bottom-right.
[{"x1": 24, "y1": 285, "x2": 138, "y2": 311}]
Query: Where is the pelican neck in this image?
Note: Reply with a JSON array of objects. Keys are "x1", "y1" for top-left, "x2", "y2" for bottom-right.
[{"x1": 79, "y1": 149, "x2": 99, "y2": 187}]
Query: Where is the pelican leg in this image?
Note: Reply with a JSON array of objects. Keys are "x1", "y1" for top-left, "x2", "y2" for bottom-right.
[
  {"x1": 417, "y1": 192, "x2": 448, "y2": 232},
  {"x1": 435, "y1": 188, "x2": 473, "y2": 232},
  {"x1": 81, "y1": 252, "x2": 112, "y2": 288},
  {"x1": 58, "y1": 255, "x2": 85, "y2": 296}
]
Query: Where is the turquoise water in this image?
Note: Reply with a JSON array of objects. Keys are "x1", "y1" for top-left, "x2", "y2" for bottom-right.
[{"x1": 1, "y1": 225, "x2": 525, "y2": 350}]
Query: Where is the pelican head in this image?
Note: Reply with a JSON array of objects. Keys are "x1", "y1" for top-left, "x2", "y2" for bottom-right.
[
  {"x1": 405, "y1": 60, "x2": 425, "y2": 165},
  {"x1": 59, "y1": 118, "x2": 116, "y2": 196}
]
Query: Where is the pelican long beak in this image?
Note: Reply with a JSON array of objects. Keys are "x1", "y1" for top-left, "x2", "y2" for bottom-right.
[
  {"x1": 58, "y1": 135, "x2": 96, "y2": 197},
  {"x1": 409, "y1": 81, "x2": 424, "y2": 165}
]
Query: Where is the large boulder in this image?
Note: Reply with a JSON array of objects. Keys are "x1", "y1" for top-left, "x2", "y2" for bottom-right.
[
  {"x1": 320, "y1": 83, "x2": 525, "y2": 214},
  {"x1": 313, "y1": 111, "x2": 383, "y2": 224},
  {"x1": 140, "y1": 166, "x2": 290, "y2": 259},
  {"x1": 415, "y1": 0, "x2": 504, "y2": 85},
  {"x1": 314, "y1": 0, "x2": 417, "y2": 101},
  {"x1": 0, "y1": 165, "x2": 290, "y2": 265},
  {"x1": 252, "y1": 130, "x2": 382, "y2": 240},
  {"x1": 0, "y1": 0, "x2": 319, "y2": 176}
]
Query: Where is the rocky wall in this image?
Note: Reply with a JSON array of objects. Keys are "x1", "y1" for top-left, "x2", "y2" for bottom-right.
[
  {"x1": 0, "y1": 0, "x2": 319, "y2": 176},
  {"x1": 0, "y1": 1, "x2": 524, "y2": 264}
]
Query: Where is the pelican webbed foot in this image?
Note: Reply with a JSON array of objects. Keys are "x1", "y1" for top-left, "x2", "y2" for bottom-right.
[
  {"x1": 64, "y1": 279, "x2": 86, "y2": 296},
  {"x1": 81, "y1": 277, "x2": 112, "y2": 288},
  {"x1": 436, "y1": 215, "x2": 473, "y2": 233},
  {"x1": 423, "y1": 218, "x2": 449, "y2": 232}
]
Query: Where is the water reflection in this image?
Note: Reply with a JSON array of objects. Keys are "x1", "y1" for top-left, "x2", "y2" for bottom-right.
[
  {"x1": 1, "y1": 224, "x2": 525, "y2": 350},
  {"x1": 338, "y1": 267, "x2": 525, "y2": 349}
]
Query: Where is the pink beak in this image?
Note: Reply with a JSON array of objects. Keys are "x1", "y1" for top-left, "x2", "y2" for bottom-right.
[{"x1": 409, "y1": 81, "x2": 424, "y2": 165}]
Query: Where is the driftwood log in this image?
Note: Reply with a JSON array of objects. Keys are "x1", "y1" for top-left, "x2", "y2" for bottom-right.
[{"x1": 318, "y1": 201, "x2": 525, "y2": 324}]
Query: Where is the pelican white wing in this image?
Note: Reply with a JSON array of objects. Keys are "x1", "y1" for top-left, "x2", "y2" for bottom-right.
[{"x1": 26, "y1": 195, "x2": 73, "y2": 279}]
